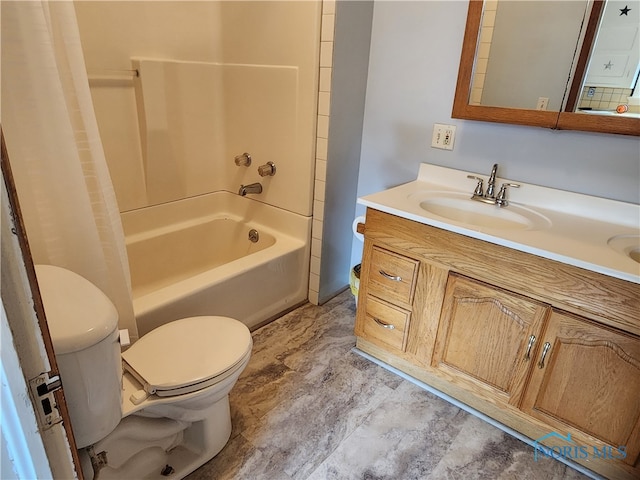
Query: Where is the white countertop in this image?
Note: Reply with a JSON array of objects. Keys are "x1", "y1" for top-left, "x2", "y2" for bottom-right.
[{"x1": 358, "y1": 164, "x2": 640, "y2": 284}]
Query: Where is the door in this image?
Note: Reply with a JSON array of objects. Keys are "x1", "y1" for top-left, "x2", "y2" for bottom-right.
[
  {"x1": 1, "y1": 130, "x2": 83, "y2": 478},
  {"x1": 585, "y1": 0, "x2": 640, "y2": 89},
  {"x1": 521, "y1": 309, "x2": 640, "y2": 466},
  {"x1": 432, "y1": 273, "x2": 549, "y2": 407}
]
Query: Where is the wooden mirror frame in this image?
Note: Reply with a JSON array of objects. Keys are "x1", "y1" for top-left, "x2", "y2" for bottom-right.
[{"x1": 452, "y1": 0, "x2": 640, "y2": 136}]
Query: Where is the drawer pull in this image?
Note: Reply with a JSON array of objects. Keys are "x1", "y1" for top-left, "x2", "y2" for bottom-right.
[
  {"x1": 379, "y1": 270, "x2": 402, "y2": 282},
  {"x1": 537, "y1": 342, "x2": 551, "y2": 368},
  {"x1": 373, "y1": 317, "x2": 395, "y2": 330},
  {"x1": 524, "y1": 335, "x2": 536, "y2": 360}
]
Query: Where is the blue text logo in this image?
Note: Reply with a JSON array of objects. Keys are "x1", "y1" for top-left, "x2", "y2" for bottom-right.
[{"x1": 533, "y1": 432, "x2": 626, "y2": 462}]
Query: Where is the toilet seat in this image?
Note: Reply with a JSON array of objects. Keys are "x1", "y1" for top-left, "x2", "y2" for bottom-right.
[{"x1": 122, "y1": 316, "x2": 252, "y2": 397}]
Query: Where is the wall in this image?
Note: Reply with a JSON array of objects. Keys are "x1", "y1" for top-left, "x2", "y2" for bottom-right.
[
  {"x1": 314, "y1": 0, "x2": 373, "y2": 304},
  {"x1": 350, "y1": 1, "x2": 640, "y2": 268},
  {"x1": 74, "y1": 1, "x2": 320, "y2": 216},
  {"x1": 578, "y1": 86, "x2": 635, "y2": 112}
]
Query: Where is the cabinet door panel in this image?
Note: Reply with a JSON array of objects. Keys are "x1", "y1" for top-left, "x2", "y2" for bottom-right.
[
  {"x1": 433, "y1": 274, "x2": 548, "y2": 406},
  {"x1": 522, "y1": 310, "x2": 640, "y2": 466}
]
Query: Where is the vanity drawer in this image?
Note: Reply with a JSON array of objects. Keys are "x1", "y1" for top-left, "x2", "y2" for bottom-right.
[
  {"x1": 362, "y1": 296, "x2": 411, "y2": 352},
  {"x1": 367, "y1": 247, "x2": 419, "y2": 306}
]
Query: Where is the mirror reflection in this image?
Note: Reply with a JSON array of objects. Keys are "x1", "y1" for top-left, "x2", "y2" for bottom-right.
[
  {"x1": 469, "y1": 0, "x2": 639, "y2": 117},
  {"x1": 470, "y1": 0, "x2": 587, "y2": 111},
  {"x1": 573, "y1": 0, "x2": 640, "y2": 116}
]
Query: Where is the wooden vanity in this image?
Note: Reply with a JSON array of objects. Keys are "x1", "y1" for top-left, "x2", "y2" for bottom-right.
[{"x1": 355, "y1": 208, "x2": 640, "y2": 480}]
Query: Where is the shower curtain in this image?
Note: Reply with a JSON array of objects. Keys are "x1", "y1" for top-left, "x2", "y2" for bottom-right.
[{"x1": 1, "y1": 1, "x2": 138, "y2": 341}]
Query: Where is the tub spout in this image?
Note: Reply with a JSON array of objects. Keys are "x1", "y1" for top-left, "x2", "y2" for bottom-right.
[{"x1": 238, "y1": 183, "x2": 262, "y2": 196}]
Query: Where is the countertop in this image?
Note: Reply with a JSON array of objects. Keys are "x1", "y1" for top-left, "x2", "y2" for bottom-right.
[{"x1": 358, "y1": 164, "x2": 640, "y2": 284}]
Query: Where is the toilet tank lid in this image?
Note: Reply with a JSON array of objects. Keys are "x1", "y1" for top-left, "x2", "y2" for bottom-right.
[{"x1": 35, "y1": 265, "x2": 119, "y2": 354}]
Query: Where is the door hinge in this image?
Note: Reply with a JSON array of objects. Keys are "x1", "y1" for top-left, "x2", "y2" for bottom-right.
[{"x1": 28, "y1": 372, "x2": 63, "y2": 430}]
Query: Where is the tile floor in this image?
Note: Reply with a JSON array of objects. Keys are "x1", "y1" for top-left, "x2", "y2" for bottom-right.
[{"x1": 186, "y1": 291, "x2": 590, "y2": 480}]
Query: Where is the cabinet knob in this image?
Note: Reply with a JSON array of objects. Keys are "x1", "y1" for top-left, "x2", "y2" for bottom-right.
[{"x1": 537, "y1": 342, "x2": 552, "y2": 368}]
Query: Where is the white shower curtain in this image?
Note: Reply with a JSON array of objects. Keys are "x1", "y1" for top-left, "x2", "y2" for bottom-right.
[{"x1": 2, "y1": 1, "x2": 139, "y2": 341}]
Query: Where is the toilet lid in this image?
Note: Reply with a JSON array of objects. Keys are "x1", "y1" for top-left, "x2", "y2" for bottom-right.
[{"x1": 122, "y1": 316, "x2": 252, "y2": 396}]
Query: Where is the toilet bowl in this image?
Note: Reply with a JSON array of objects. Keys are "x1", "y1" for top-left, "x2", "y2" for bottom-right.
[{"x1": 35, "y1": 265, "x2": 252, "y2": 480}]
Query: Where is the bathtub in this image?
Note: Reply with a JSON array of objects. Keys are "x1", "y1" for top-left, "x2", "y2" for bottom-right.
[{"x1": 121, "y1": 191, "x2": 311, "y2": 336}]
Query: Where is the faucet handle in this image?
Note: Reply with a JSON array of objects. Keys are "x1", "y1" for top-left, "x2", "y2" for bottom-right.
[
  {"x1": 258, "y1": 161, "x2": 276, "y2": 177},
  {"x1": 496, "y1": 182, "x2": 520, "y2": 207},
  {"x1": 234, "y1": 152, "x2": 252, "y2": 167},
  {"x1": 467, "y1": 175, "x2": 484, "y2": 197}
]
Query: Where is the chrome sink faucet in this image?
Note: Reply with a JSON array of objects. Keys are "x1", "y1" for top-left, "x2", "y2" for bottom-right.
[
  {"x1": 486, "y1": 163, "x2": 498, "y2": 199},
  {"x1": 238, "y1": 182, "x2": 263, "y2": 196},
  {"x1": 467, "y1": 163, "x2": 520, "y2": 207}
]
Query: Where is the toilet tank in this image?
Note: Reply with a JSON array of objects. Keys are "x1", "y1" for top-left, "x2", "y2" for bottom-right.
[{"x1": 35, "y1": 265, "x2": 122, "y2": 448}]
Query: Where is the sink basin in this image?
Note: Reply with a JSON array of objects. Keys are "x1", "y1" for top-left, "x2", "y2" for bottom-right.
[
  {"x1": 417, "y1": 193, "x2": 551, "y2": 231},
  {"x1": 608, "y1": 235, "x2": 640, "y2": 264}
]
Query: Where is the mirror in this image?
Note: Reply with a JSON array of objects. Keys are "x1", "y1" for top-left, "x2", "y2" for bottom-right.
[
  {"x1": 469, "y1": 1, "x2": 587, "y2": 112},
  {"x1": 452, "y1": 0, "x2": 640, "y2": 136}
]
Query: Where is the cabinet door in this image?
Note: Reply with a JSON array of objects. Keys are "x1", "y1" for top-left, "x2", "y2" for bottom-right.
[
  {"x1": 521, "y1": 310, "x2": 640, "y2": 466},
  {"x1": 432, "y1": 274, "x2": 549, "y2": 407}
]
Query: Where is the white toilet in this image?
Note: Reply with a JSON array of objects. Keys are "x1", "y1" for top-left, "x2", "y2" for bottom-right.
[{"x1": 35, "y1": 265, "x2": 252, "y2": 480}]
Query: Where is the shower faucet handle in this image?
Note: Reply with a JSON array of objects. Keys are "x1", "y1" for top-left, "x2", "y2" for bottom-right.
[
  {"x1": 234, "y1": 152, "x2": 252, "y2": 167},
  {"x1": 258, "y1": 162, "x2": 276, "y2": 177}
]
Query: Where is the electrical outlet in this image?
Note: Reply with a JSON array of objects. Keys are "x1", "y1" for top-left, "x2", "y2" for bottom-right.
[
  {"x1": 536, "y1": 97, "x2": 549, "y2": 111},
  {"x1": 431, "y1": 124, "x2": 456, "y2": 150}
]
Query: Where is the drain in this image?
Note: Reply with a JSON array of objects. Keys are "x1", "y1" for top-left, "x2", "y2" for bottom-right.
[
  {"x1": 248, "y1": 229, "x2": 259, "y2": 243},
  {"x1": 160, "y1": 464, "x2": 174, "y2": 476}
]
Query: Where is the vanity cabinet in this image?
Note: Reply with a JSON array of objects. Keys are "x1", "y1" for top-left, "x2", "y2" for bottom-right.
[
  {"x1": 354, "y1": 208, "x2": 640, "y2": 479},
  {"x1": 432, "y1": 274, "x2": 549, "y2": 408},
  {"x1": 521, "y1": 310, "x2": 640, "y2": 467}
]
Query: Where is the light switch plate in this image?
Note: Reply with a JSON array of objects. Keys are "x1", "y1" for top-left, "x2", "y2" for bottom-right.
[{"x1": 431, "y1": 124, "x2": 456, "y2": 150}]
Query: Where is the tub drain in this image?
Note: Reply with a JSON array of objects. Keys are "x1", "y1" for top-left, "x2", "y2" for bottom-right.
[
  {"x1": 248, "y1": 229, "x2": 259, "y2": 243},
  {"x1": 160, "y1": 464, "x2": 174, "y2": 476}
]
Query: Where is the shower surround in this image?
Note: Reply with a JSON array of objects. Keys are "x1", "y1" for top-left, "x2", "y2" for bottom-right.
[{"x1": 75, "y1": 1, "x2": 321, "y2": 324}]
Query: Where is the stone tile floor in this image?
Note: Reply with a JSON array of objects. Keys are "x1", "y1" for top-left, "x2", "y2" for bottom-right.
[{"x1": 186, "y1": 291, "x2": 590, "y2": 480}]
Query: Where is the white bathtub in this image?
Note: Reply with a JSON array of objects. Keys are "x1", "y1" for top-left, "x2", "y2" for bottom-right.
[{"x1": 121, "y1": 191, "x2": 311, "y2": 336}]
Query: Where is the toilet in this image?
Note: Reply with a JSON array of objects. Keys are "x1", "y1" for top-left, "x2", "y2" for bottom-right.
[{"x1": 35, "y1": 265, "x2": 252, "y2": 480}]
